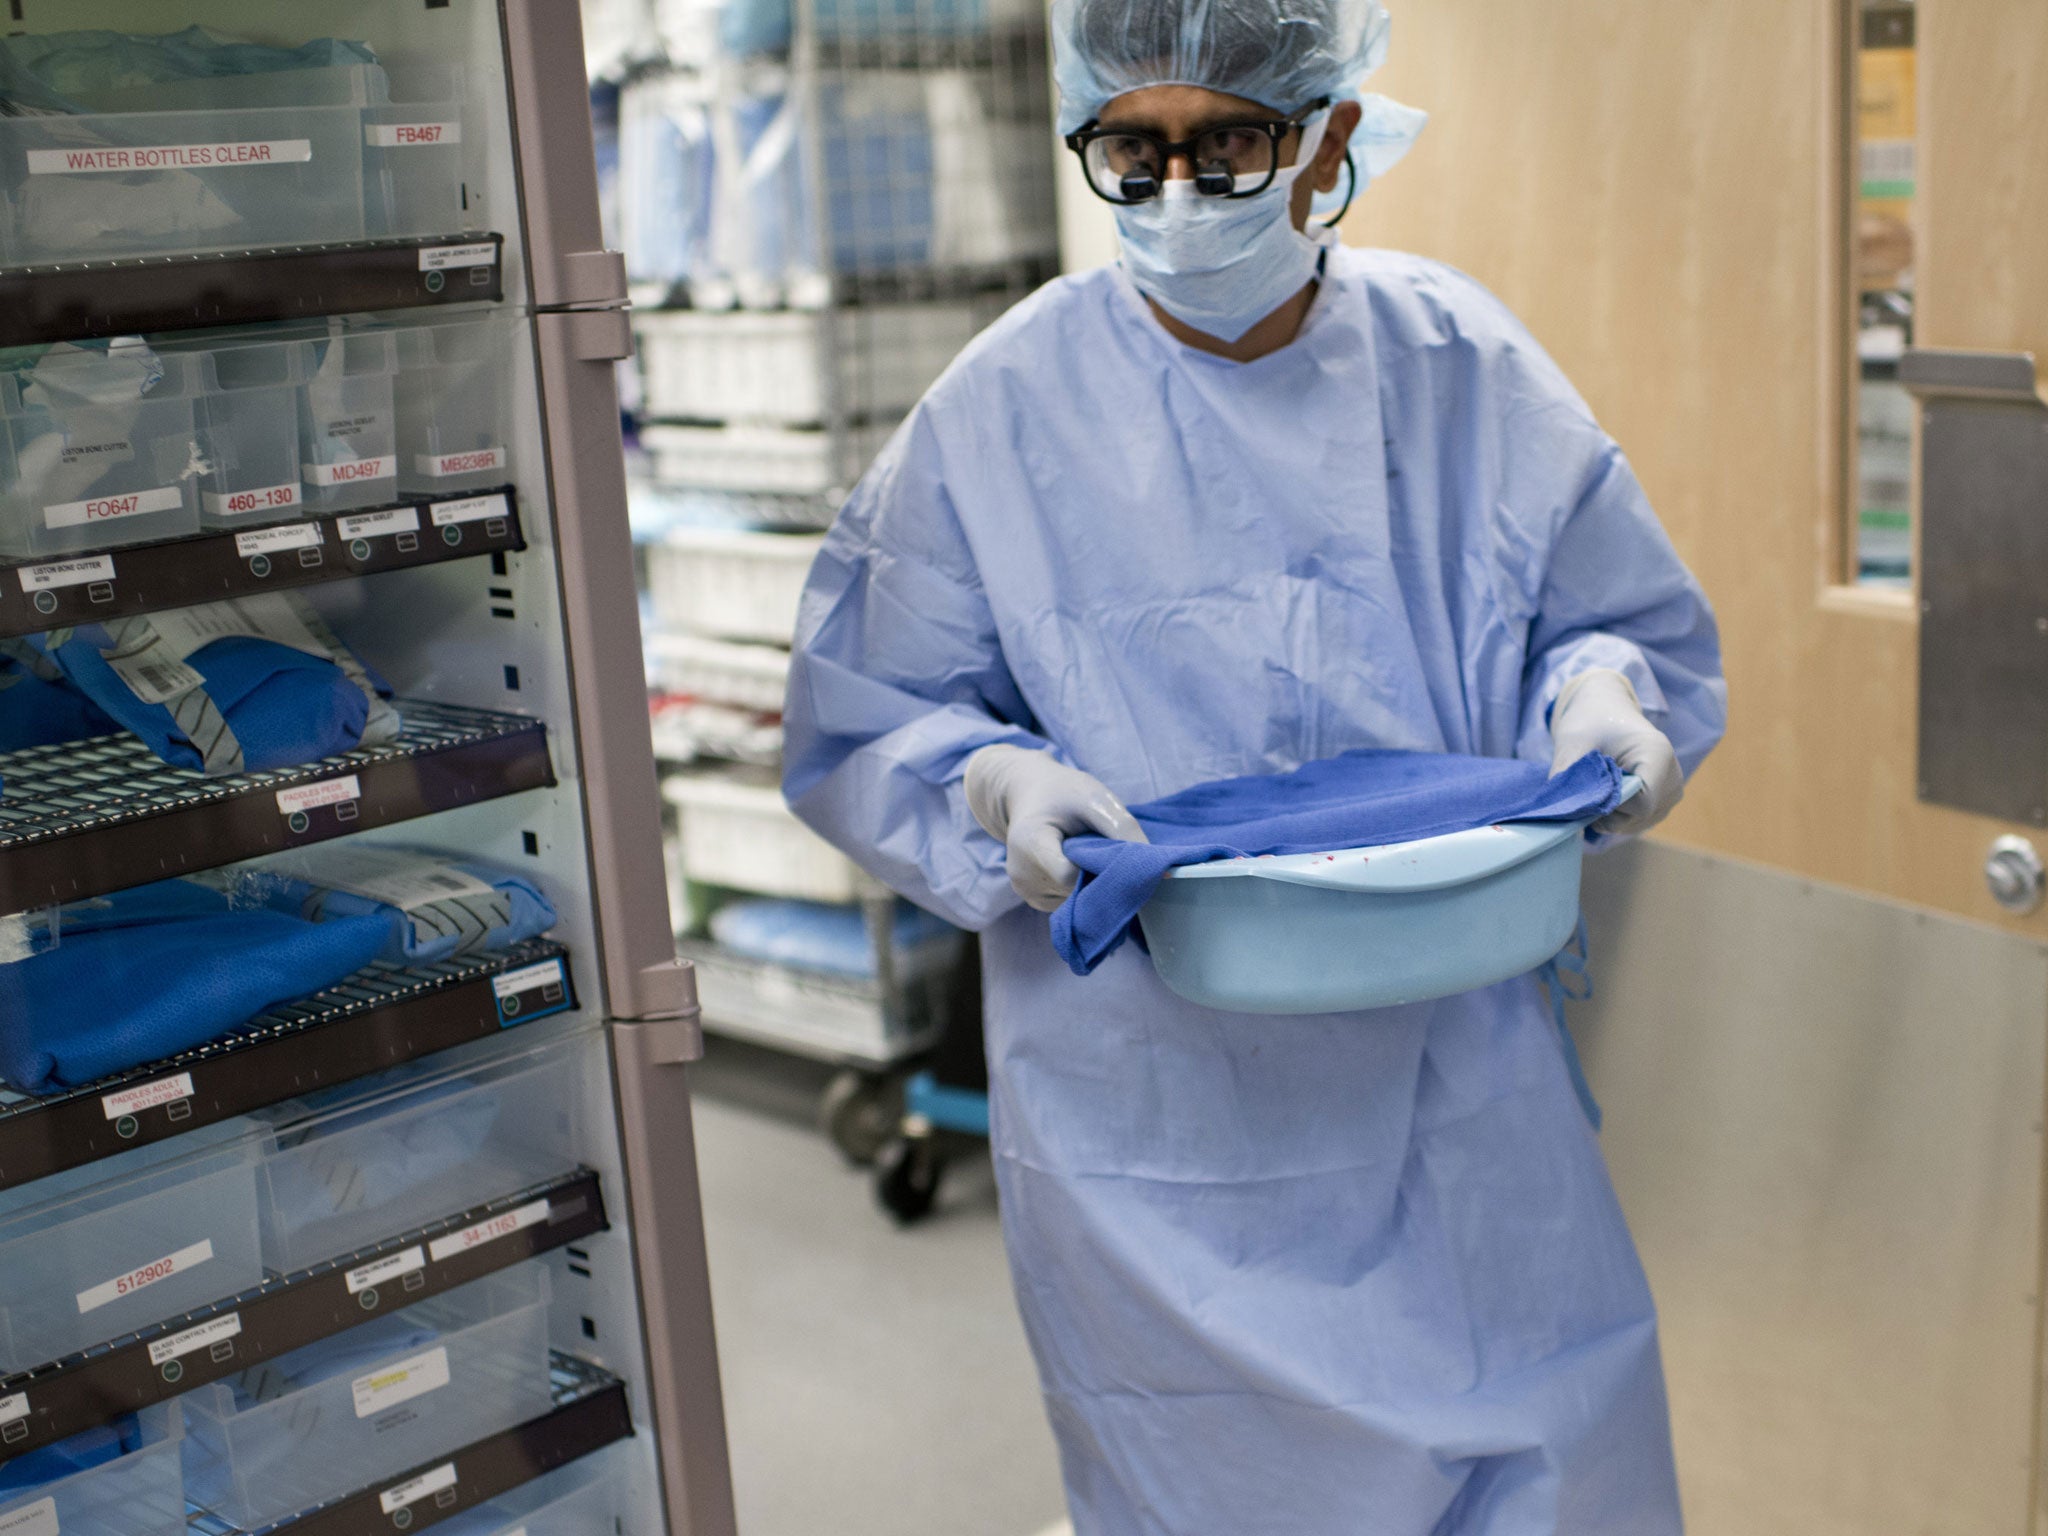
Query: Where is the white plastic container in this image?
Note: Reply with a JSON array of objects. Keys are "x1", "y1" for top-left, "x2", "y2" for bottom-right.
[
  {"x1": 0, "y1": 1404, "x2": 184, "y2": 1536},
  {"x1": 647, "y1": 631, "x2": 792, "y2": 713},
  {"x1": 665, "y1": 771, "x2": 867, "y2": 904},
  {"x1": 645, "y1": 526, "x2": 824, "y2": 643},
  {"x1": 393, "y1": 318, "x2": 518, "y2": 496},
  {"x1": 181, "y1": 1266, "x2": 555, "y2": 1530},
  {"x1": 0, "y1": 349, "x2": 200, "y2": 558},
  {"x1": 0, "y1": 1124, "x2": 270, "y2": 1372},
  {"x1": 639, "y1": 422, "x2": 890, "y2": 497},
  {"x1": 255, "y1": 1039, "x2": 589, "y2": 1274},
  {"x1": 297, "y1": 331, "x2": 399, "y2": 512},
  {"x1": 190, "y1": 340, "x2": 313, "y2": 528}
]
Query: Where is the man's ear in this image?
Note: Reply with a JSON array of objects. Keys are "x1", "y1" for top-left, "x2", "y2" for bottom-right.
[{"x1": 1316, "y1": 99, "x2": 1364, "y2": 194}]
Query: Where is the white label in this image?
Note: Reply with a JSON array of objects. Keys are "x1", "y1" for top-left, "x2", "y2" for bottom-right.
[
  {"x1": 338, "y1": 507, "x2": 420, "y2": 540},
  {"x1": 18, "y1": 555, "x2": 113, "y2": 593},
  {"x1": 44, "y1": 484, "x2": 180, "y2": 530},
  {"x1": 419, "y1": 242, "x2": 497, "y2": 271},
  {"x1": 0, "y1": 1498, "x2": 56, "y2": 1536},
  {"x1": 416, "y1": 447, "x2": 505, "y2": 478},
  {"x1": 0, "y1": 1394, "x2": 26, "y2": 1427},
  {"x1": 367, "y1": 122, "x2": 462, "y2": 148},
  {"x1": 296, "y1": 846, "x2": 495, "y2": 913},
  {"x1": 345, "y1": 1247, "x2": 425, "y2": 1295},
  {"x1": 101, "y1": 1073, "x2": 194, "y2": 1120},
  {"x1": 276, "y1": 775, "x2": 360, "y2": 816},
  {"x1": 429, "y1": 492, "x2": 509, "y2": 527},
  {"x1": 304, "y1": 456, "x2": 395, "y2": 489},
  {"x1": 352, "y1": 1346, "x2": 450, "y2": 1419},
  {"x1": 144, "y1": 593, "x2": 330, "y2": 665},
  {"x1": 492, "y1": 960, "x2": 565, "y2": 1001},
  {"x1": 26, "y1": 139, "x2": 312, "y2": 175},
  {"x1": 232, "y1": 521, "x2": 320, "y2": 557},
  {"x1": 146, "y1": 1312, "x2": 241, "y2": 1367},
  {"x1": 76, "y1": 1239, "x2": 213, "y2": 1315},
  {"x1": 106, "y1": 649, "x2": 205, "y2": 705},
  {"x1": 379, "y1": 1464, "x2": 459, "y2": 1515},
  {"x1": 428, "y1": 1198, "x2": 549, "y2": 1263},
  {"x1": 210, "y1": 484, "x2": 303, "y2": 522}
]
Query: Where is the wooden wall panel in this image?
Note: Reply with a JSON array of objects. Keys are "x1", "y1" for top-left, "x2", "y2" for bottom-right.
[{"x1": 1346, "y1": 0, "x2": 2048, "y2": 937}]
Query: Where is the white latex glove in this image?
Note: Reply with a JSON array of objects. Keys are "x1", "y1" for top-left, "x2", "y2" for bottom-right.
[
  {"x1": 1548, "y1": 669, "x2": 1686, "y2": 835},
  {"x1": 964, "y1": 745, "x2": 1149, "y2": 912}
]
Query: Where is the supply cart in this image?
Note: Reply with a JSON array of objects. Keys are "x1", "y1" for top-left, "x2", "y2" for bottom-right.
[{"x1": 0, "y1": 6, "x2": 734, "y2": 1534}]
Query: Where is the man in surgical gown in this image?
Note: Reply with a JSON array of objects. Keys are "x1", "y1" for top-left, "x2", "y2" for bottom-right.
[{"x1": 781, "y1": 0, "x2": 1728, "y2": 1527}]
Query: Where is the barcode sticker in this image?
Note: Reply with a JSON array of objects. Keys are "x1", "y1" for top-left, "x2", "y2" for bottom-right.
[
  {"x1": 367, "y1": 122, "x2": 461, "y2": 148},
  {"x1": 77, "y1": 1240, "x2": 213, "y2": 1315},
  {"x1": 147, "y1": 1312, "x2": 241, "y2": 1367},
  {"x1": 232, "y1": 521, "x2": 320, "y2": 558},
  {"x1": 427, "y1": 1199, "x2": 549, "y2": 1263},
  {"x1": 304, "y1": 456, "x2": 395, "y2": 489},
  {"x1": 107, "y1": 648, "x2": 205, "y2": 705},
  {"x1": 346, "y1": 1247, "x2": 426, "y2": 1296},
  {"x1": 416, "y1": 447, "x2": 505, "y2": 478},
  {"x1": 429, "y1": 492, "x2": 509, "y2": 527},
  {"x1": 101, "y1": 1073, "x2": 194, "y2": 1121},
  {"x1": 294, "y1": 845, "x2": 495, "y2": 913},
  {"x1": 380, "y1": 1463, "x2": 458, "y2": 1515},
  {"x1": 338, "y1": 507, "x2": 421, "y2": 540},
  {"x1": 27, "y1": 140, "x2": 311, "y2": 174},
  {"x1": 209, "y1": 484, "x2": 301, "y2": 521},
  {"x1": 419, "y1": 242, "x2": 497, "y2": 272},
  {"x1": 18, "y1": 554, "x2": 114, "y2": 593},
  {"x1": 352, "y1": 1346, "x2": 450, "y2": 1419},
  {"x1": 493, "y1": 960, "x2": 565, "y2": 1001},
  {"x1": 0, "y1": 1498, "x2": 56, "y2": 1536},
  {"x1": 44, "y1": 484, "x2": 180, "y2": 530},
  {"x1": 0, "y1": 1394, "x2": 26, "y2": 1427},
  {"x1": 276, "y1": 776, "x2": 361, "y2": 816}
]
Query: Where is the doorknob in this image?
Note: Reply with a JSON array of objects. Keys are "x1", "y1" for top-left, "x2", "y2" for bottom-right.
[{"x1": 1985, "y1": 836, "x2": 2046, "y2": 915}]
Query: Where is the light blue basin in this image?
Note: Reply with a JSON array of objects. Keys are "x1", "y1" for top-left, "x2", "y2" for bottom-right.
[{"x1": 1137, "y1": 781, "x2": 1636, "y2": 1015}]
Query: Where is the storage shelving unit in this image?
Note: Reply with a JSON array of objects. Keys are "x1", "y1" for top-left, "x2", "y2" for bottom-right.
[{"x1": 0, "y1": 4, "x2": 733, "y2": 1533}]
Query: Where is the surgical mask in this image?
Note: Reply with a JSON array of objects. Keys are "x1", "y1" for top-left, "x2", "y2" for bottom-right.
[{"x1": 1113, "y1": 111, "x2": 1331, "y2": 344}]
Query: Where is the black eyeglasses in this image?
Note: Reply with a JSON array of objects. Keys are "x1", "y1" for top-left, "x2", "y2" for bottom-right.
[{"x1": 1065, "y1": 99, "x2": 1330, "y2": 205}]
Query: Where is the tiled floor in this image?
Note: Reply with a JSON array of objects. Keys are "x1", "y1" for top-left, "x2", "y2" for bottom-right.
[{"x1": 691, "y1": 1039, "x2": 1068, "y2": 1536}]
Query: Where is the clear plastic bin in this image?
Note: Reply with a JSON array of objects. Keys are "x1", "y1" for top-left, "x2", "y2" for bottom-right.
[
  {"x1": 0, "y1": 1404, "x2": 184, "y2": 1536},
  {"x1": 0, "y1": 1123, "x2": 270, "y2": 1372},
  {"x1": 364, "y1": 99, "x2": 467, "y2": 241},
  {"x1": 640, "y1": 422, "x2": 889, "y2": 497},
  {"x1": 0, "y1": 103, "x2": 371, "y2": 265},
  {"x1": 646, "y1": 526, "x2": 825, "y2": 642},
  {"x1": 182, "y1": 1266, "x2": 554, "y2": 1530},
  {"x1": 190, "y1": 341, "x2": 312, "y2": 528},
  {"x1": 427, "y1": 1462, "x2": 626, "y2": 1536},
  {"x1": 255, "y1": 1039, "x2": 589, "y2": 1274},
  {"x1": 298, "y1": 332, "x2": 399, "y2": 513},
  {"x1": 0, "y1": 350, "x2": 200, "y2": 558},
  {"x1": 393, "y1": 318, "x2": 517, "y2": 497}
]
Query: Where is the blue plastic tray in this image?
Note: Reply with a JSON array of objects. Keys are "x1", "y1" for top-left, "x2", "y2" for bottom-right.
[{"x1": 1137, "y1": 780, "x2": 1637, "y2": 1015}]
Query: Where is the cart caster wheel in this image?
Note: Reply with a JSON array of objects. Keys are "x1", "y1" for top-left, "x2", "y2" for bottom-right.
[
  {"x1": 875, "y1": 1133, "x2": 944, "y2": 1224},
  {"x1": 819, "y1": 1069, "x2": 901, "y2": 1167}
]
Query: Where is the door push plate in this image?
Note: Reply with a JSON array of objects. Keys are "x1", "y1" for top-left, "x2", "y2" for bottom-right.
[{"x1": 1900, "y1": 348, "x2": 2048, "y2": 827}]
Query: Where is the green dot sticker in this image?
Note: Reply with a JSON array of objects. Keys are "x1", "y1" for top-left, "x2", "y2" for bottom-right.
[
  {"x1": 161, "y1": 1360, "x2": 183, "y2": 1384},
  {"x1": 289, "y1": 811, "x2": 310, "y2": 834},
  {"x1": 424, "y1": 270, "x2": 445, "y2": 294},
  {"x1": 249, "y1": 554, "x2": 272, "y2": 578},
  {"x1": 351, "y1": 539, "x2": 372, "y2": 560},
  {"x1": 116, "y1": 1115, "x2": 139, "y2": 1139},
  {"x1": 32, "y1": 591, "x2": 56, "y2": 615},
  {"x1": 442, "y1": 525, "x2": 463, "y2": 547},
  {"x1": 359, "y1": 1289, "x2": 381, "y2": 1310}
]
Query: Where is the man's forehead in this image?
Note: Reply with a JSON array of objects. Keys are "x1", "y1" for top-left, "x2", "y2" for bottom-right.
[{"x1": 1097, "y1": 83, "x2": 1284, "y2": 129}]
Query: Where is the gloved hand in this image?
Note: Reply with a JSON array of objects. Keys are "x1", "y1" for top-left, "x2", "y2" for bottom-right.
[
  {"x1": 1549, "y1": 669, "x2": 1686, "y2": 835},
  {"x1": 965, "y1": 745, "x2": 1149, "y2": 912}
]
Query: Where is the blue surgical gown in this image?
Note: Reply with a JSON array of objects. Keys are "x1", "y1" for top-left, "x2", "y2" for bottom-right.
[{"x1": 783, "y1": 245, "x2": 1726, "y2": 1535}]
